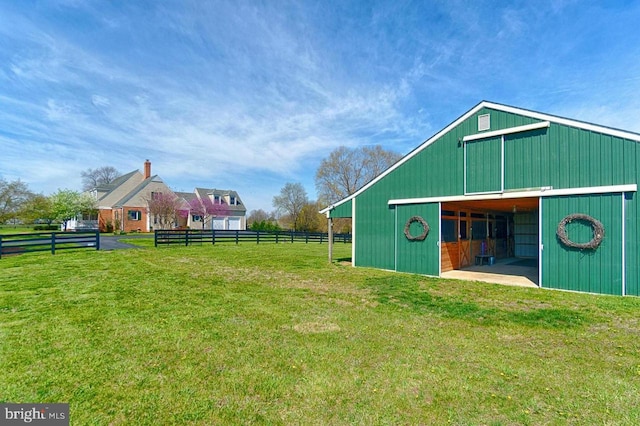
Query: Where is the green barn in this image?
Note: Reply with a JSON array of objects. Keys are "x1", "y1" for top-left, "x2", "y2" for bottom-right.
[{"x1": 322, "y1": 101, "x2": 640, "y2": 296}]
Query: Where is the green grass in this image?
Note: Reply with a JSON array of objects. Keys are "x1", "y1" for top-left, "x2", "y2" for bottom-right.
[
  {"x1": 1, "y1": 243, "x2": 640, "y2": 425},
  {"x1": 0, "y1": 225, "x2": 38, "y2": 234}
]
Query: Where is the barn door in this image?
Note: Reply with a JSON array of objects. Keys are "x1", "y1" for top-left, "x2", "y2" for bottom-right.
[
  {"x1": 396, "y1": 203, "x2": 440, "y2": 276},
  {"x1": 541, "y1": 194, "x2": 623, "y2": 295},
  {"x1": 465, "y1": 136, "x2": 502, "y2": 194}
]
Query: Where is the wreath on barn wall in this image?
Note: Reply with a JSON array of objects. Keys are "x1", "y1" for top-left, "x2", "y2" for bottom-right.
[
  {"x1": 404, "y1": 216, "x2": 430, "y2": 241},
  {"x1": 556, "y1": 213, "x2": 605, "y2": 250}
]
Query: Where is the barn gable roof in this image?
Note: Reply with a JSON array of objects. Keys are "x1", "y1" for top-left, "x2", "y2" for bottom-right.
[{"x1": 321, "y1": 100, "x2": 640, "y2": 214}]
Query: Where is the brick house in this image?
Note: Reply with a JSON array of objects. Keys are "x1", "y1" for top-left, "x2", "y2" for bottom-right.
[
  {"x1": 90, "y1": 160, "x2": 177, "y2": 232},
  {"x1": 81, "y1": 160, "x2": 246, "y2": 232}
]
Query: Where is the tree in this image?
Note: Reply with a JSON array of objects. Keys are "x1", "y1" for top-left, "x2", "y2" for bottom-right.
[
  {"x1": 247, "y1": 209, "x2": 280, "y2": 231},
  {"x1": 247, "y1": 209, "x2": 270, "y2": 224},
  {"x1": 81, "y1": 166, "x2": 121, "y2": 191},
  {"x1": 187, "y1": 196, "x2": 229, "y2": 229},
  {"x1": 0, "y1": 179, "x2": 34, "y2": 224},
  {"x1": 298, "y1": 201, "x2": 325, "y2": 232},
  {"x1": 272, "y1": 183, "x2": 308, "y2": 231},
  {"x1": 315, "y1": 145, "x2": 401, "y2": 204},
  {"x1": 147, "y1": 192, "x2": 183, "y2": 230},
  {"x1": 19, "y1": 194, "x2": 55, "y2": 225},
  {"x1": 50, "y1": 189, "x2": 96, "y2": 231}
]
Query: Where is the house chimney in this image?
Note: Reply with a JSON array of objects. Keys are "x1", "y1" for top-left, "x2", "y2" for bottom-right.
[{"x1": 144, "y1": 159, "x2": 151, "y2": 179}]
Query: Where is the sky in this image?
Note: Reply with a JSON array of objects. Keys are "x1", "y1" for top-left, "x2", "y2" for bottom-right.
[{"x1": 1, "y1": 0, "x2": 640, "y2": 213}]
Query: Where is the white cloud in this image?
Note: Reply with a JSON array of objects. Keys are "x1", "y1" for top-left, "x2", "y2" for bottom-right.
[{"x1": 91, "y1": 95, "x2": 110, "y2": 108}]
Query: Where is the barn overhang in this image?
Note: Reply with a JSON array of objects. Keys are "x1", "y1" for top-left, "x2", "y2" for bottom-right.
[{"x1": 387, "y1": 184, "x2": 637, "y2": 206}]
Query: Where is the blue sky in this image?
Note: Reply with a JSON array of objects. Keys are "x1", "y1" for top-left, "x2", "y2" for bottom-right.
[{"x1": 1, "y1": 0, "x2": 640, "y2": 213}]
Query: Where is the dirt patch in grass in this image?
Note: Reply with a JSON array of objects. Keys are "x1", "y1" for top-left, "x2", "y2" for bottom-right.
[{"x1": 292, "y1": 321, "x2": 341, "y2": 334}]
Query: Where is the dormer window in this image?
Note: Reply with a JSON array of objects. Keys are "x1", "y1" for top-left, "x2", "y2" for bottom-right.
[
  {"x1": 230, "y1": 196, "x2": 236, "y2": 205},
  {"x1": 213, "y1": 195, "x2": 220, "y2": 204}
]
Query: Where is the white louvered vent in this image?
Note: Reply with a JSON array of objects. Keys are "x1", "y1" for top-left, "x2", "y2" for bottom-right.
[{"x1": 478, "y1": 114, "x2": 490, "y2": 131}]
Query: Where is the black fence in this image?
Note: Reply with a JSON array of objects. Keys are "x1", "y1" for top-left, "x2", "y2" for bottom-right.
[
  {"x1": 155, "y1": 229, "x2": 351, "y2": 247},
  {"x1": 0, "y1": 231, "x2": 100, "y2": 259}
]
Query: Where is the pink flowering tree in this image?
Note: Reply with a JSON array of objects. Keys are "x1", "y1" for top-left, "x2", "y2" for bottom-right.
[
  {"x1": 147, "y1": 192, "x2": 184, "y2": 230},
  {"x1": 188, "y1": 195, "x2": 229, "y2": 229}
]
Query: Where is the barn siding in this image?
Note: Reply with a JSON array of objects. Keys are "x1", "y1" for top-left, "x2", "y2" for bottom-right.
[
  {"x1": 395, "y1": 203, "x2": 440, "y2": 275},
  {"x1": 466, "y1": 136, "x2": 502, "y2": 193},
  {"x1": 354, "y1": 189, "x2": 395, "y2": 270},
  {"x1": 330, "y1": 200, "x2": 352, "y2": 218},
  {"x1": 541, "y1": 193, "x2": 623, "y2": 295}
]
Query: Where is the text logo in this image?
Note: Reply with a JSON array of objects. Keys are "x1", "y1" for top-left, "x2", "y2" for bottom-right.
[{"x1": 1, "y1": 404, "x2": 68, "y2": 425}]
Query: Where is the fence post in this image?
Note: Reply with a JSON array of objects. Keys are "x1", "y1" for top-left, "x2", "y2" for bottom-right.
[
  {"x1": 212, "y1": 229, "x2": 216, "y2": 245},
  {"x1": 320, "y1": 233, "x2": 323, "y2": 244},
  {"x1": 154, "y1": 230, "x2": 158, "y2": 247},
  {"x1": 95, "y1": 230, "x2": 100, "y2": 251},
  {"x1": 235, "y1": 230, "x2": 239, "y2": 244},
  {"x1": 0, "y1": 236, "x2": 3, "y2": 259},
  {"x1": 276, "y1": 232, "x2": 279, "y2": 244},
  {"x1": 51, "y1": 233, "x2": 56, "y2": 255},
  {"x1": 305, "y1": 232, "x2": 308, "y2": 243},
  {"x1": 291, "y1": 230, "x2": 294, "y2": 243},
  {"x1": 257, "y1": 231, "x2": 260, "y2": 244},
  {"x1": 185, "y1": 229, "x2": 189, "y2": 246}
]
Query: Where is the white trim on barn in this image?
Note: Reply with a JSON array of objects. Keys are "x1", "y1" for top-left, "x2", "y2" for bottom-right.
[
  {"x1": 622, "y1": 194, "x2": 627, "y2": 296},
  {"x1": 388, "y1": 184, "x2": 637, "y2": 206},
  {"x1": 352, "y1": 197, "x2": 356, "y2": 266},
  {"x1": 538, "y1": 198, "x2": 543, "y2": 288},
  {"x1": 463, "y1": 121, "x2": 551, "y2": 142}
]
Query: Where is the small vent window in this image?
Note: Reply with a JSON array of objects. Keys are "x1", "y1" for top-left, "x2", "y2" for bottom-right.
[{"x1": 478, "y1": 114, "x2": 490, "y2": 131}]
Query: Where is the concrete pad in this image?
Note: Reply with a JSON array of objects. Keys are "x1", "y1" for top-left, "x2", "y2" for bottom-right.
[{"x1": 441, "y1": 259, "x2": 538, "y2": 288}]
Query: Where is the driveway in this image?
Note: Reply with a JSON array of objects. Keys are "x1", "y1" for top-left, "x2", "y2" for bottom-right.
[{"x1": 99, "y1": 234, "x2": 153, "y2": 251}]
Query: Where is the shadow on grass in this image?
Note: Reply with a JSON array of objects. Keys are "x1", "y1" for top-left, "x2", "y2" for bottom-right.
[{"x1": 364, "y1": 276, "x2": 590, "y2": 329}]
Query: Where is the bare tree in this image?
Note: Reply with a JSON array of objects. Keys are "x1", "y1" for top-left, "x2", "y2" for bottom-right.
[
  {"x1": 81, "y1": 166, "x2": 121, "y2": 190},
  {"x1": 315, "y1": 145, "x2": 401, "y2": 204},
  {"x1": 247, "y1": 209, "x2": 279, "y2": 231},
  {"x1": 272, "y1": 183, "x2": 308, "y2": 231},
  {"x1": 247, "y1": 209, "x2": 271, "y2": 225}
]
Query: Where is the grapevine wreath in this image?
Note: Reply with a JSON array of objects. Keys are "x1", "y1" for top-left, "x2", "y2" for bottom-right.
[
  {"x1": 404, "y1": 216, "x2": 430, "y2": 241},
  {"x1": 556, "y1": 213, "x2": 604, "y2": 250}
]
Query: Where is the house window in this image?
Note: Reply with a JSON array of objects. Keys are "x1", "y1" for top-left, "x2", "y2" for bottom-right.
[
  {"x1": 151, "y1": 192, "x2": 161, "y2": 200},
  {"x1": 128, "y1": 210, "x2": 141, "y2": 221},
  {"x1": 214, "y1": 195, "x2": 220, "y2": 204},
  {"x1": 230, "y1": 196, "x2": 236, "y2": 205},
  {"x1": 192, "y1": 215, "x2": 202, "y2": 222}
]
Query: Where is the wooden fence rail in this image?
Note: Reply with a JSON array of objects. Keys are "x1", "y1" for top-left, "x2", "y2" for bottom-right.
[
  {"x1": 0, "y1": 231, "x2": 100, "y2": 259},
  {"x1": 155, "y1": 229, "x2": 351, "y2": 247}
]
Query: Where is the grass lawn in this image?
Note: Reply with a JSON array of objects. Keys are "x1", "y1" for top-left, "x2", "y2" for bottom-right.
[
  {"x1": 0, "y1": 225, "x2": 39, "y2": 235},
  {"x1": 1, "y1": 242, "x2": 639, "y2": 425}
]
